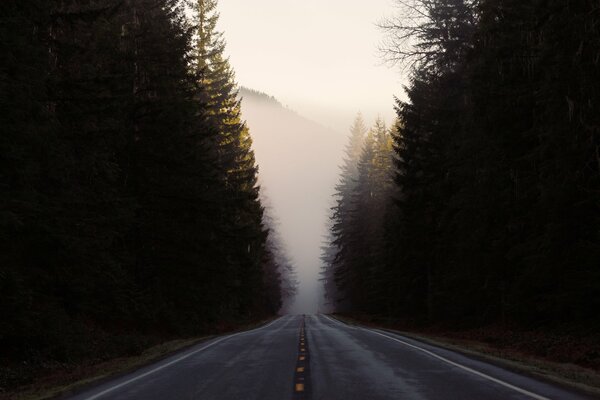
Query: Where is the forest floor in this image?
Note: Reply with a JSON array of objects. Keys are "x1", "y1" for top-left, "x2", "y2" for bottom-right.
[
  {"x1": 334, "y1": 313, "x2": 600, "y2": 397},
  {"x1": 0, "y1": 317, "x2": 276, "y2": 400}
]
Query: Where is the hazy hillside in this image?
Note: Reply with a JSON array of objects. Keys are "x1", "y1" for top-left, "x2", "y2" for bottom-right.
[{"x1": 239, "y1": 87, "x2": 345, "y2": 313}]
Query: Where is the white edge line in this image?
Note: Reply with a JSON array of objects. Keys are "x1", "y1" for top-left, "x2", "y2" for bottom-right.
[
  {"x1": 83, "y1": 316, "x2": 286, "y2": 400},
  {"x1": 322, "y1": 315, "x2": 551, "y2": 400}
]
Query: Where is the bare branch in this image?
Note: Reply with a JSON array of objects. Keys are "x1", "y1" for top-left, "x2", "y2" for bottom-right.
[{"x1": 377, "y1": 0, "x2": 434, "y2": 69}]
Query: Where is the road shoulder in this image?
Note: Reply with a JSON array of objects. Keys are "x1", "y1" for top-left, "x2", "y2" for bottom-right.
[
  {"x1": 329, "y1": 314, "x2": 600, "y2": 399},
  {"x1": 3, "y1": 317, "x2": 277, "y2": 400}
]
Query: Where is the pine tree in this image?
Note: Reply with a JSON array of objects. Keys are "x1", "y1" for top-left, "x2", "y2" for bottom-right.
[
  {"x1": 326, "y1": 113, "x2": 367, "y2": 308},
  {"x1": 347, "y1": 119, "x2": 394, "y2": 312},
  {"x1": 386, "y1": 0, "x2": 476, "y2": 322},
  {"x1": 0, "y1": 0, "x2": 57, "y2": 363},
  {"x1": 326, "y1": 116, "x2": 394, "y2": 313},
  {"x1": 262, "y1": 198, "x2": 297, "y2": 313},
  {"x1": 0, "y1": 0, "x2": 285, "y2": 387},
  {"x1": 378, "y1": 0, "x2": 599, "y2": 329},
  {"x1": 192, "y1": 0, "x2": 272, "y2": 319}
]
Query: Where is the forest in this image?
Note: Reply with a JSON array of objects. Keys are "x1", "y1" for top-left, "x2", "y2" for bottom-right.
[
  {"x1": 2, "y1": 0, "x2": 600, "y2": 395},
  {"x1": 0, "y1": 0, "x2": 294, "y2": 388},
  {"x1": 323, "y1": 0, "x2": 600, "y2": 331}
]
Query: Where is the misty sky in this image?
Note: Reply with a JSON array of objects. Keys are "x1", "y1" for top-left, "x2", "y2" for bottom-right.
[
  {"x1": 218, "y1": 0, "x2": 403, "y2": 131},
  {"x1": 216, "y1": 0, "x2": 406, "y2": 313}
]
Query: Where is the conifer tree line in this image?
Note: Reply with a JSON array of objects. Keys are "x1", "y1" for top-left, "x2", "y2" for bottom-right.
[
  {"x1": 323, "y1": 0, "x2": 599, "y2": 329},
  {"x1": 0, "y1": 0, "x2": 292, "y2": 382},
  {"x1": 321, "y1": 115, "x2": 396, "y2": 311}
]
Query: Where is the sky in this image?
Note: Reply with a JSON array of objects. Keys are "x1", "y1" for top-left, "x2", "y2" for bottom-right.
[
  {"x1": 217, "y1": 0, "x2": 404, "y2": 131},
  {"x1": 215, "y1": 0, "x2": 407, "y2": 313}
]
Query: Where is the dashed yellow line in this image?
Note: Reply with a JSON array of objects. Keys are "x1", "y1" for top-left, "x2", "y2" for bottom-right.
[{"x1": 293, "y1": 317, "x2": 309, "y2": 398}]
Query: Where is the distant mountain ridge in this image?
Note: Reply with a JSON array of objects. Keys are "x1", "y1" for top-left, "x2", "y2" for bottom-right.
[{"x1": 239, "y1": 86, "x2": 282, "y2": 107}]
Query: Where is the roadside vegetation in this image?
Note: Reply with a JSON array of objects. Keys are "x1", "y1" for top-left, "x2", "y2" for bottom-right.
[
  {"x1": 0, "y1": 0, "x2": 295, "y2": 395},
  {"x1": 334, "y1": 314, "x2": 600, "y2": 396},
  {"x1": 322, "y1": 0, "x2": 599, "y2": 375}
]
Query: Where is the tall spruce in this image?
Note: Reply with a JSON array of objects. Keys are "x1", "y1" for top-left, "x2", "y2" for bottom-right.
[
  {"x1": 355, "y1": 0, "x2": 600, "y2": 330},
  {"x1": 325, "y1": 116, "x2": 394, "y2": 312},
  {"x1": 0, "y1": 0, "x2": 286, "y2": 389},
  {"x1": 192, "y1": 0, "x2": 271, "y2": 318},
  {"x1": 324, "y1": 113, "x2": 367, "y2": 308}
]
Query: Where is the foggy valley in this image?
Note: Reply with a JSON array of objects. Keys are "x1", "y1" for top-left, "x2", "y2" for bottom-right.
[{"x1": 239, "y1": 87, "x2": 345, "y2": 314}]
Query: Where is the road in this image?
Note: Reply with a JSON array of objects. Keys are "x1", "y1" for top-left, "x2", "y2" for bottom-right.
[{"x1": 66, "y1": 315, "x2": 596, "y2": 400}]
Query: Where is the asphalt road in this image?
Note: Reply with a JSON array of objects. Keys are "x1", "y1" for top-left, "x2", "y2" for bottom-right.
[{"x1": 65, "y1": 314, "x2": 596, "y2": 400}]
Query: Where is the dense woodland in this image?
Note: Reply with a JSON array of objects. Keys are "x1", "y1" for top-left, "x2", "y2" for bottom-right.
[
  {"x1": 323, "y1": 0, "x2": 600, "y2": 329},
  {"x1": 2, "y1": 0, "x2": 600, "y2": 392},
  {"x1": 0, "y1": 0, "x2": 293, "y2": 387}
]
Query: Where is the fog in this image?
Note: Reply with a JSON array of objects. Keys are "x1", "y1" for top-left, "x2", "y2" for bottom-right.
[
  {"x1": 239, "y1": 89, "x2": 344, "y2": 313},
  {"x1": 216, "y1": 0, "x2": 404, "y2": 313}
]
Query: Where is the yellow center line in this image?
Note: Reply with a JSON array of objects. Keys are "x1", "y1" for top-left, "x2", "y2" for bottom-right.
[{"x1": 294, "y1": 319, "x2": 309, "y2": 398}]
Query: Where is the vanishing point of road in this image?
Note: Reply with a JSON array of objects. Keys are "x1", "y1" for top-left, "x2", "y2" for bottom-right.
[{"x1": 65, "y1": 315, "x2": 596, "y2": 400}]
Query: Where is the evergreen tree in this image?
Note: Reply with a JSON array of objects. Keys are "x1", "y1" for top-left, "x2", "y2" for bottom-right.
[
  {"x1": 369, "y1": 0, "x2": 600, "y2": 330},
  {"x1": 262, "y1": 197, "x2": 297, "y2": 313},
  {"x1": 383, "y1": 0, "x2": 476, "y2": 322},
  {"x1": 192, "y1": 0, "x2": 272, "y2": 319},
  {"x1": 325, "y1": 113, "x2": 367, "y2": 308},
  {"x1": 326, "y1": 116, "x2": 394, "y2": 312},
  {"x1": 1, "y1": 0, "x2": 57, "y2": 363},
  {"x1": 0, "y1": 0, "x2": 287, "y2": 388},
  {"x1": 346, "y1": 119, "x2": 394, "y2": 312}
]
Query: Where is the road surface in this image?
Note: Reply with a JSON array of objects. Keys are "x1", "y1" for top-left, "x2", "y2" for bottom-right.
[{"x1": 65, "y1": 315, "x2": 596, "y2": 400}]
